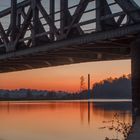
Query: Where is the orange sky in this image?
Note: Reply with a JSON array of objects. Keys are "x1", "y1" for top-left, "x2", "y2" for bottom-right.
[{"x1": 0, "y1": 60, "x2": 131, "y2": 92}]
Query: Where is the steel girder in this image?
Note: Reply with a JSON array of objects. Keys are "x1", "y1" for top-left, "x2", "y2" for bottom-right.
[{"x1": 0, "y1": 0, "x2": 139, "y2": 72}]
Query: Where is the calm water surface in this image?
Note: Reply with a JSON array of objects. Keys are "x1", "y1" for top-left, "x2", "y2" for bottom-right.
[{"x1": 0, "y1": 100, "x2": 132, "y2": 140}]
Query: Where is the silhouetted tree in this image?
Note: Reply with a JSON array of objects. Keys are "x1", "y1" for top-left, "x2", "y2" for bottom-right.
[
  {"x1": 80, "y1": 76, "x2": 86, "y2": 92},
  {"x1": 92, "y1": 74, "x2": 131, "y2": 99}
]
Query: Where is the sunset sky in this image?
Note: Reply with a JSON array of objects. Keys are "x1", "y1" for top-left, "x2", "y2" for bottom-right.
[
  {"x1": 0, "y1": 0, "x2": 137, "y2": 92},
  {"x1": 0, "y1": 60, "x2": 131, "y2": 92}
]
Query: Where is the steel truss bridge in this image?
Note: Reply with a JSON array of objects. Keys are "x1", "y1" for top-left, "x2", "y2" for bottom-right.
[{"x1": 0, "y1": 0, "x2": 140, "y2": 73}]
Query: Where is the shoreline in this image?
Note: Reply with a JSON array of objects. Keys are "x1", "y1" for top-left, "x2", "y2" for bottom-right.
[{"x1": 0, "y1": 99, "x2": 132, "y2": 103}]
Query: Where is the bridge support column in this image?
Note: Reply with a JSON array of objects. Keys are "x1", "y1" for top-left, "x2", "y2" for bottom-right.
[
  {"x1": 8, "y1": 0, "x2": 17, "y2": 52},
  {"x1": 131, "y1": 39, "x2": 140, "y2": 116}
]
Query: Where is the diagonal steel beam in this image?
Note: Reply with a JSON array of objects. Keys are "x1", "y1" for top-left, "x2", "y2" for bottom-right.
[
  {"x1": 0, "y1": 23, "x2": 9, "y2": 50},
  {"x1": 60, "y1": 0, "x2": 84, "y2": 38},
  {"x1": 65, "y1": 0, "x2": 91, "y2": 37},
  {"x1": 0, "y1": 0, "x2": 30, "y2": 18},
  {"x1": 96, "y1": 0, "x2": 118, "y2": 31},
  {"x1": 14, "y1": 8, "x2": 32, "y2": 49},
  {"x1": 37, "y1": 1, "x2": 60, "y2": 39},
  {"x1": 115, "y1": 0, "x2": 140, "y2": 22}
]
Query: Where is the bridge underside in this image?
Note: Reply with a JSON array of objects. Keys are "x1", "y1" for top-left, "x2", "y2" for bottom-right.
[
  {"x1": 0, "y1": 50, "x2": 130, "y2": 73},
  {"x1": 0, "y1": 0, "x2": 140, "y2": 73},
  {"x1": 0, "y1": 31, "x2": 134, "y2": 73}
]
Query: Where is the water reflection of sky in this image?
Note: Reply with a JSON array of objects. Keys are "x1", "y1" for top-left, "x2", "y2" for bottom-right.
[{"x1": 0, "y1": 101, "x2": 132, "y2": 140}]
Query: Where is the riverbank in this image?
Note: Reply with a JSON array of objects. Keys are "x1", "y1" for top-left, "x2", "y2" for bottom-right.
[
  {"x1": 0, "y1": 99, "x2": 132, "y2": 103},
  {"x1": 128, "y1": 117, "x2": 140, "y2": 140}
]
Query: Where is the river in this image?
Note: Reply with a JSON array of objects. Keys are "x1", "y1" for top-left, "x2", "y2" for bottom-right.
[{"x1": 0, "y1": 100, "x2": 132, "y2": 140}]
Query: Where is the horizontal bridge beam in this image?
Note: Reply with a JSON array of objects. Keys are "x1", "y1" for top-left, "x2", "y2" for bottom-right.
[
  {"x1": 0, "y1": 0, "x2": 139, "y2": 73},
  {"x1": 0, "y1": 23, "x2": 138, "y2": 60},
  {"x1": 0, "y1": 0, "x2": 30, "y2": 18}
]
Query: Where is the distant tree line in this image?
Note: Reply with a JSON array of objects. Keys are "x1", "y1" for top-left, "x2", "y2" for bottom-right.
[
  {"x1": 0, "y1": 74, "x2": 132, "y2": 101},
  {"x1": 92, "y1": 74, "x2": 131, "y2": 99}
]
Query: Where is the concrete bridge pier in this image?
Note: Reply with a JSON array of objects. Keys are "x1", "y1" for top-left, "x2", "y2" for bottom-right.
[{"x1": 131, "y1": 39, "x2": 140, "y2": 116}]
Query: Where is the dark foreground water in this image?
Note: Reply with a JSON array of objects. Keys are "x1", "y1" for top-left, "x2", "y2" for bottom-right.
[{"x1": 0, "y1": 100, "x2": 132, "y2": 140}]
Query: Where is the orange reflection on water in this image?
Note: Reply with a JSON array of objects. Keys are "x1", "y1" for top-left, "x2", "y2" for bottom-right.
[{"x1": 0, "y1": 101, "x2": 132, "y2": 140}]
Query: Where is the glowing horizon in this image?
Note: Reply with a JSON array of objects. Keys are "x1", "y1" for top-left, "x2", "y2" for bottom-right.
[{"x1": 0, "y1": 60, "x2": 131, "y2": 92}]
